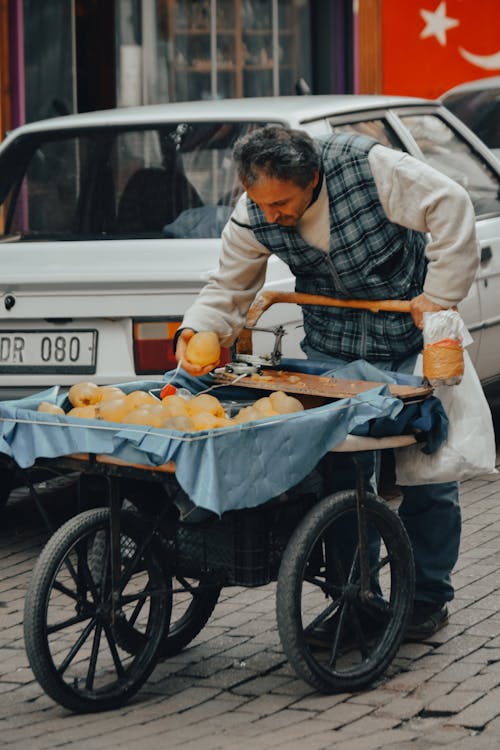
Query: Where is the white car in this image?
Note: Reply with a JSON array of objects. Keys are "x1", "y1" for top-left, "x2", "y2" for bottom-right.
[
  {"x1": 440, "y1": 77, "x2": 500, "y2": 161},
  {"x1": 0, "y1": 95, "x2": 500, "y2": 482}
]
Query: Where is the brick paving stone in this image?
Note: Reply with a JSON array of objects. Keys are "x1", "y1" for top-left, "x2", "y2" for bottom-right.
[
  {"x1": 428, "y1": 660, "x2": 484, "y2": 683},
  {"x1": 410, "y1": 681, "x2": 457, "y2": 705},
  {"x1": 452, "y1": 608, "x2": 500, "y2": 628},
  {"x1": 413, "y1": 724, "x2": 472, "y2": 746},
  {"x1": 334, "y1": 715, "x2": 400, "y2": 738},
  {"x1": 230, "y1": 673, "x2": 294, "y2": 696},
  {"x1": 320, "y1": 700, "x2": 374, "y2": 726},
  {"x1": 433, "y1": 634, "x2": 489, "y2": 656},
  {"x1": 425, "y1": 688, "x2": 485, "y2": 715},
  {"x1": 460, "y1": 647, "x2": 500, "y2": 664},
  {"x1": 374, "y1": 695, "x2": 425, "y2": 719},
  {"x1": 444, "y1": 735, "x2": 500, "y2": 750},
  {"x1": 382, "y1": 668, "x2": 437, "y2": 692},
  {"x1": 446, "y1": 686, "x2": 500, "y2": 728},
  {"x1": 322, "y1": 727, "x2": 419, "y2": 750}
]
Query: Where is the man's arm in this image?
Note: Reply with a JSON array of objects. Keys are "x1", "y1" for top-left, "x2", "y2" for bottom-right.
[
  {"x1": 369, "y1": 145, "x2": 480, "y2": 328},
  {"x1": 179, "y1": 194, "x2": 270, "y2": 347}
]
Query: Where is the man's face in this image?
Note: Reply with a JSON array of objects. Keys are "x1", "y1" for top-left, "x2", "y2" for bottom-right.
[{"x1": 245, "y1": 171, "x2": 319, "y2": 226}]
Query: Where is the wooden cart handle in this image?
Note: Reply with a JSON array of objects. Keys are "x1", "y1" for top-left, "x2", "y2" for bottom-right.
[{"x1": 237, "y1": 291, "x2": 412, "y2": 355}]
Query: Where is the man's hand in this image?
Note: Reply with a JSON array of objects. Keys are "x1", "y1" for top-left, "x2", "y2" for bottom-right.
[
  {"x1": 409, "y1": 293, "x2": 447, "y2": 330},
  {"x1": 175, "y1": 328, "x2": 220, "y2": 376}
]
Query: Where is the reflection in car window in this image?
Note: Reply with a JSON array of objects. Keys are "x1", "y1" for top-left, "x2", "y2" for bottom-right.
[
  {"x1": 327, "y1": 119, "x2": 404, "y2": 150},
  {"x1": 0, "y1": 121, "x2": 263, "y2": 241},
  {"x1": 444, "y1": 89, "x2": 500, "y2": 150},
  {"x1": 401, "y1": 114, "x2": 500, "y2": 217}
]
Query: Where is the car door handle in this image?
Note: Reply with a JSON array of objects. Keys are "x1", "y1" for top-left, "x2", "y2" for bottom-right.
[{"x1": 481, "y1": 246, "x2": 492, "y2": 264}]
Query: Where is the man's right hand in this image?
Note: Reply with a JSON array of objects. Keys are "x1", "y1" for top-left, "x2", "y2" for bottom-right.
[{"x1": 175, "y1": 328, "x2": 220, "y2": 376}]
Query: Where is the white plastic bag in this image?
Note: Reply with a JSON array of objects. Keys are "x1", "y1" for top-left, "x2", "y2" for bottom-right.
[{"x1": 395, "y1": 350, "x2": 497, "y2": 485}]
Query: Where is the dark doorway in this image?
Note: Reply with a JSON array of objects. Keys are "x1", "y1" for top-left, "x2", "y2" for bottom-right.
[{"x1": 75, "y1": 0, "x2": 116, "y2": 112}]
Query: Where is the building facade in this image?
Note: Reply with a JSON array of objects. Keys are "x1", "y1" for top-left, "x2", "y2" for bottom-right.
[{"x1": 0, "y1": 0, "x2": 361, "y2": 136}]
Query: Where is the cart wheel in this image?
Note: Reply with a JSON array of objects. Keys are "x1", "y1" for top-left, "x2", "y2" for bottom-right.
[
  {"x1": 276, "y1": 490, "x2": 414, "y2": 694},
  {"x1": 24, "y1": 508, "x2": 171, "y2": 713},
  {"x1": 112, "y1": 572, "x2": 221, "y2": 658},
  {"x1": 159, "y1": 574, "x2": 221, "y2": 657}
]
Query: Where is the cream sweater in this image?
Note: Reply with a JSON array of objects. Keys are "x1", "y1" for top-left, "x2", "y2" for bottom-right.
[{"x1": 181, "y1": 145, "x2": 480, "y2": 347}]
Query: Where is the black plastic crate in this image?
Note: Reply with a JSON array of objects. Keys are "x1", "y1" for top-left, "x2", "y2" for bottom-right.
[{"x1": 171, "y1": 492, "x2": 317, "y2": 586}]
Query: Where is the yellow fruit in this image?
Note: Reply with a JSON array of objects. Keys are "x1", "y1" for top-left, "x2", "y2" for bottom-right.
[
  {"x1": 96, "y1": 397, "x2": 130, "y2": 423},
  {"x1": 252, "y1": 397, "x2": 279, "y2": 417},
  {"x1": 67, "y1": 405, "x2": 97, "y2": 419},
  {"x1": 161, "y1": 415, "x2": 196, "y2": 432},
  {"x1": 186, "y1": 393, "x2": 225, "y2": 418},
  {"x1": 68, "y1": 381, "x2": 100, "y2": 407},
  {"x1": 190, "y1": 412, "x2": 220, "y2": 430},
  {"x1": 185, "y1": 331, "x2": 221, "y2": 368},
  {"x1": 233, "y1": 406, "x2": 261, "y2": 423},
  {"x1": 125, "y1": 390, "x2": 158, "y2": 409},
  {"x1": 37, "y1": 401, "x2": 65, "y2": 415},
  {"x1": 269, "y1": 391, "x2": 304, "y2": 414},
  {"x1": 124, "y1": 406, "x2": 164, "y2": 428},
  {"x1": 161, "y1": 395, "x2": 190, "y2": 417},
  {"x1": 214, "y1": 416, "x2": 234, "y2": 428},
  {"x1": 97, "y1": 385, "x2": 125, "y2": 401}
]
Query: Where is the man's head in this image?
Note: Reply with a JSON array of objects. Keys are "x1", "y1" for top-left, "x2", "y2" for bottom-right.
[{"x1": 233, "y1": 125, "x2": 320, "y2": 226}]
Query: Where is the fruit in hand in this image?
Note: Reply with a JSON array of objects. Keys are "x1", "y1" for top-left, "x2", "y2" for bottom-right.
[{"x1": 185, "y1": 331, "x2": 220, "y2": 368}]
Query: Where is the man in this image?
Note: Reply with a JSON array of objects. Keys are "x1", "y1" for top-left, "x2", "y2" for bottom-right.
[{"x1": 175, "y1": 125, "x2": 480, "y2": 640}]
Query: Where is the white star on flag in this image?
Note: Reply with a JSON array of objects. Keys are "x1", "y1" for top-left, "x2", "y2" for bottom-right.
[{"x1": 420, "y1": 2, "x2": 459, "y2": 46}]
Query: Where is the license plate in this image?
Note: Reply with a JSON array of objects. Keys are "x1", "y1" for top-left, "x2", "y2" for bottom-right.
[{"x1": 0, "y1": 330, "x2": 98, "y2": 374}]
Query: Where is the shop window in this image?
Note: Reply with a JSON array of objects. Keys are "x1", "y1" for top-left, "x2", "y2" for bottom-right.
[{"x1": 116, "y1": 0, "x2": 312, "y2": 104}]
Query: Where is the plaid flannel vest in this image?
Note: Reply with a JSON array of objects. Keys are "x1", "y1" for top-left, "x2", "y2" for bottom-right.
[{"x1": 247, "y1": 133, "x2": 427, "y2": 361}]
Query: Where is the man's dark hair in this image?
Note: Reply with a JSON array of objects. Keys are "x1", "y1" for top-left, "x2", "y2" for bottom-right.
[{"x1": 233, "y1": 125, "x2": 320, "y2": 189}]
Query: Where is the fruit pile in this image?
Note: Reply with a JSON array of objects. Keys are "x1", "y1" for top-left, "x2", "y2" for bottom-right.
[{"x1": 36, "y1": 381, "x2": 305, "y2": 431}]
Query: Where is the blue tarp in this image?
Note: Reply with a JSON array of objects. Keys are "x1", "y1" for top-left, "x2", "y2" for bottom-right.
[{"x1": 0, "y1": 362, "x2": 446, "y2": 515}]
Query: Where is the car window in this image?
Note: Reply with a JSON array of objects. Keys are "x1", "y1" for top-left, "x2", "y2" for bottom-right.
[
  {"x1": 327, "y1": 118, "x2": 405, "y2": 150},
  {"x1": 0, "y1": 121, "x2": 263, "y2": 241},
  {"x1": 443, "y1": 89, "x2": 500, "y2": 150},
  {"x1": 400, "y1": 114, "x2": 500, "y2": 217}
]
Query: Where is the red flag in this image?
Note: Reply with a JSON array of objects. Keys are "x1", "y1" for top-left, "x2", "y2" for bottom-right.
[{"x1": 382, "y1": 0, "x2": 500, "y2": 98}]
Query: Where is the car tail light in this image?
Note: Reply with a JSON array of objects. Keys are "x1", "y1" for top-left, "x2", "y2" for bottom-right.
[{"x1": 133, "y1": 319, "x2": 230, "y2": 375}]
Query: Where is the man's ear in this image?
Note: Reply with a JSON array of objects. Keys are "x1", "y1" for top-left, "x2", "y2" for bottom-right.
[{"x1": 311, "y1": 170, "x2": 320, "y2": 188}]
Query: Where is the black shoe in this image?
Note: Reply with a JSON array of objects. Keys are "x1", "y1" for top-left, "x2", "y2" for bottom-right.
[
  {"x1": 404, "y1": 601, "x2": 449, "y2": 642},
  {"x1": 304, "y1": 606, "x2": 383, "y2": 651}
]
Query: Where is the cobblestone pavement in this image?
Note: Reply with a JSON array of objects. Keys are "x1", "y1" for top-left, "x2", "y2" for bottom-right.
[{"x1": 1, "y1": 446, "x2": 500, "y2": 750}]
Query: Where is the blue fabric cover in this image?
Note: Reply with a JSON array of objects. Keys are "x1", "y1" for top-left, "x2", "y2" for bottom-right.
[{"x1": 0, "y1": 362, "x2": 446, "y2": 515}]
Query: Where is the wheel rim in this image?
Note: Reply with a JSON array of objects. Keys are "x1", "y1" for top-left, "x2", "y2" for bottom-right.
[
  {"x1": 32, "y1": 513, "x2": 169, "y2": 707},
  {"x1": 277, "y1": 492, "x2": 414, "y2": 691}
]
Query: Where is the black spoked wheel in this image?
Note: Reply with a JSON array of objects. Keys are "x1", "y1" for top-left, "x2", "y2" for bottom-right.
[
  {"x1": 159, "y1": 574, "x2": 221, "y2": 657},
  {"x1": 276, "y1": 490, "x2": 414, "y2": 694},
  {"x1": 24, "y1": 508, "x2": 171, "y2": 713},
  {"x1": 113, "y1": 571, "x2": 221, "y2": 658}
]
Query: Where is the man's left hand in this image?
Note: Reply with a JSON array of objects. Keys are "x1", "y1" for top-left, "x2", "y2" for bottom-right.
[{"x1": 409, "y1": 293, "x2": 447, "y2": 330}]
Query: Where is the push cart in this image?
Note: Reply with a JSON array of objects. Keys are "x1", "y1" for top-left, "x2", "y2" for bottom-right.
[{"x1": 0, "y1": 293, "x2": 440, "y2": 713}]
